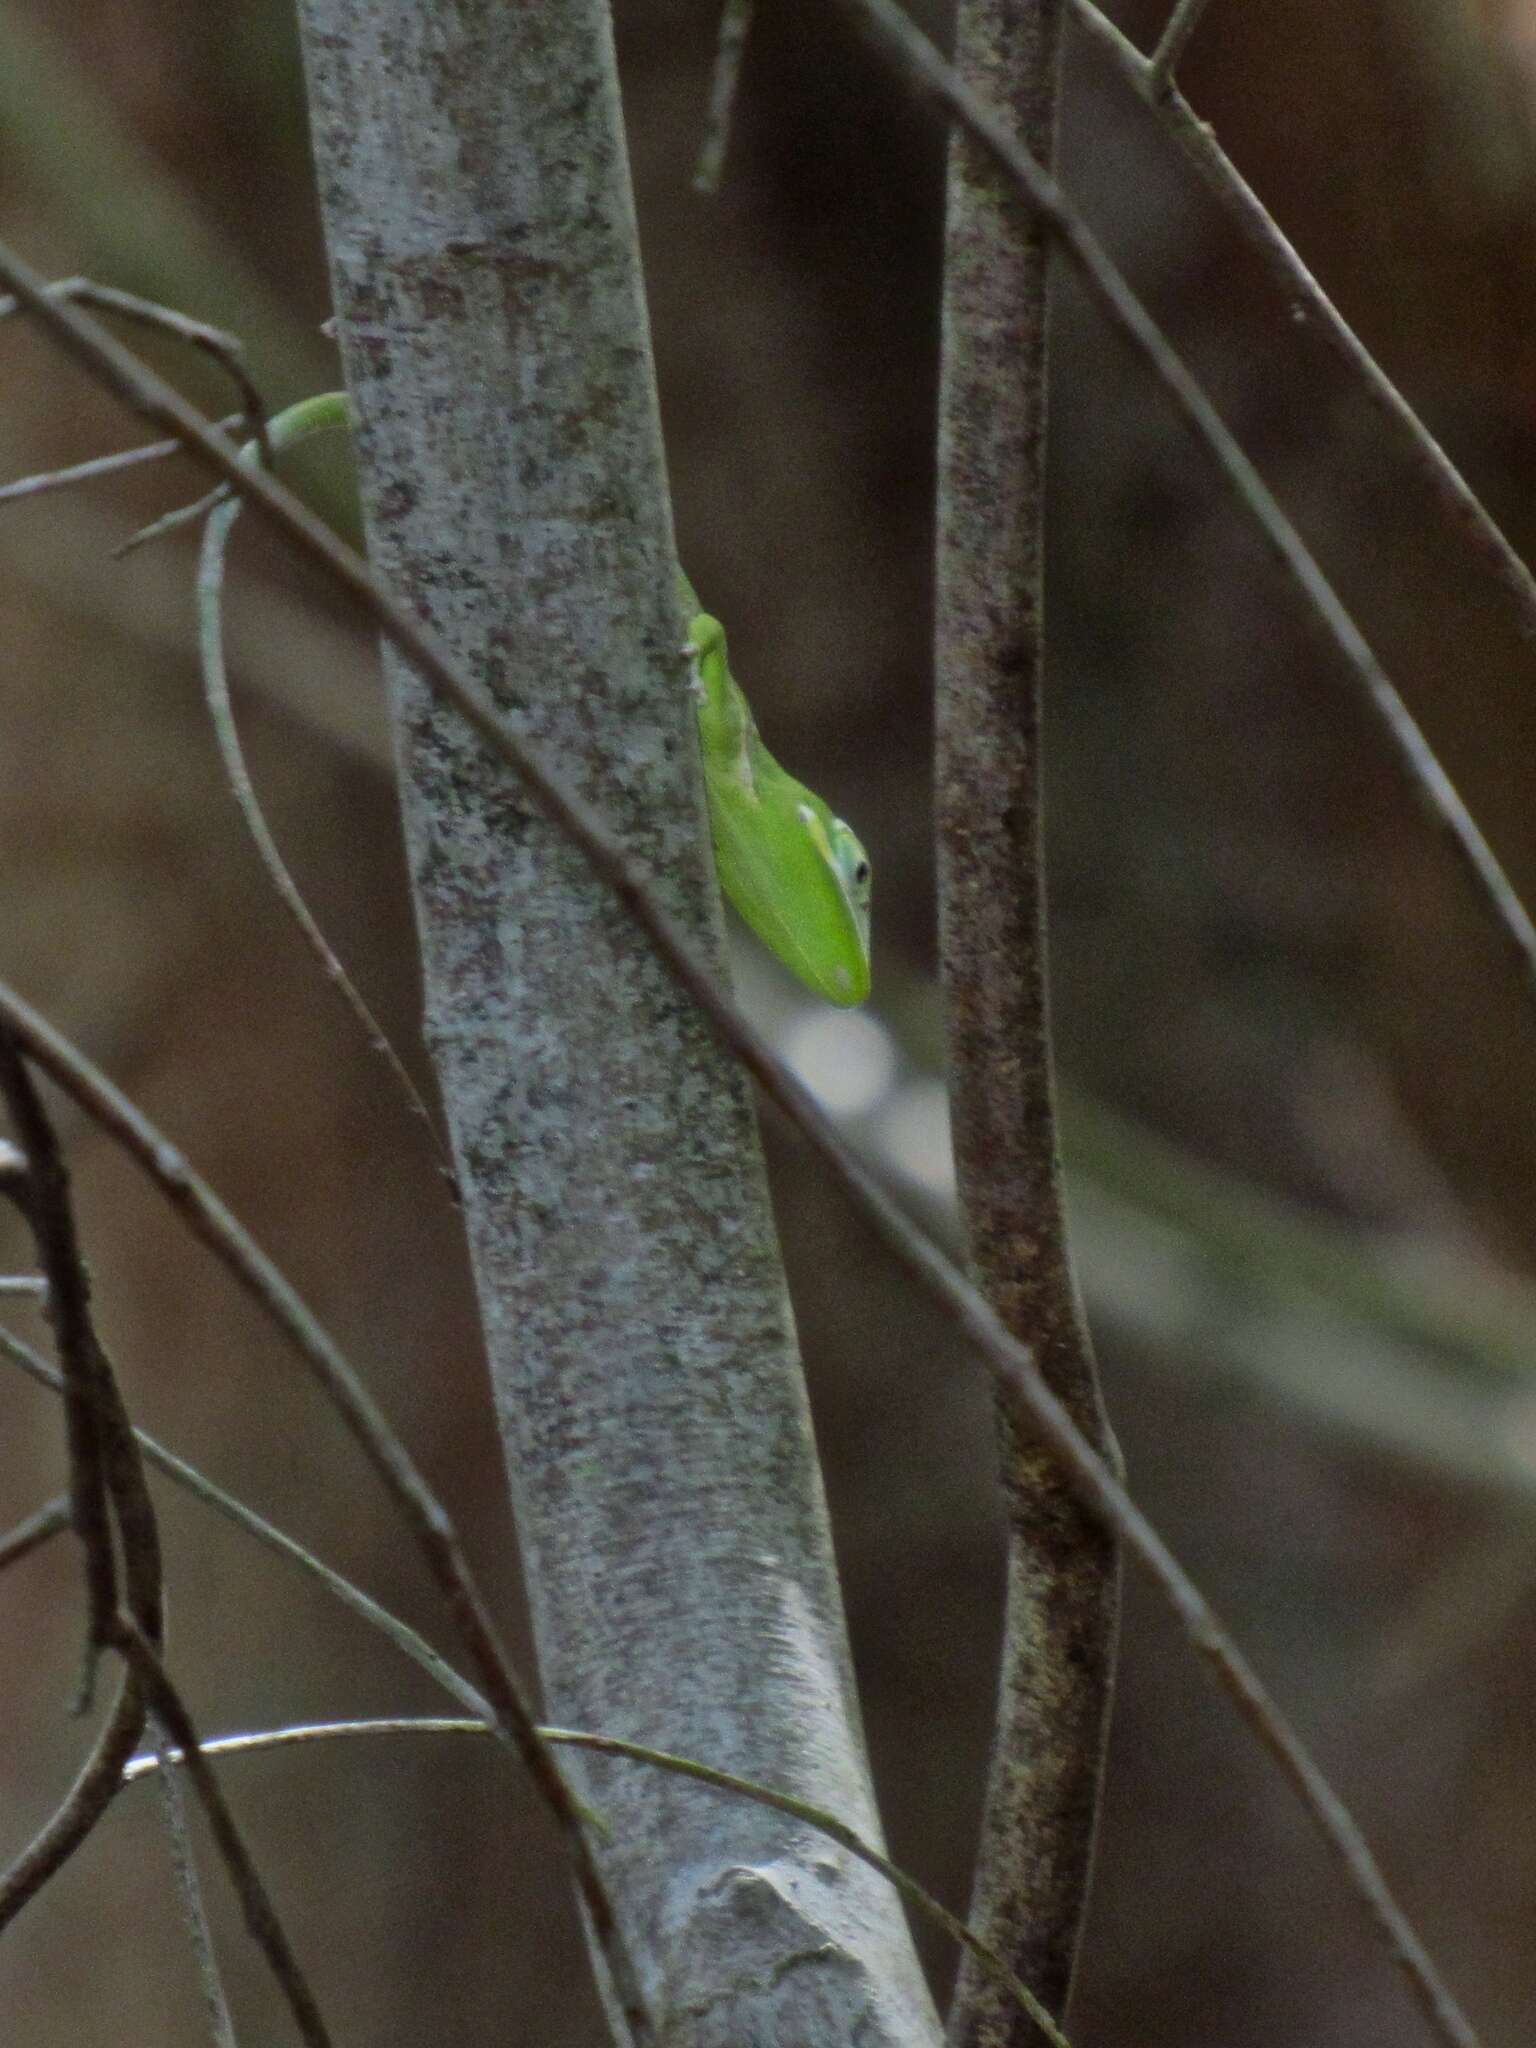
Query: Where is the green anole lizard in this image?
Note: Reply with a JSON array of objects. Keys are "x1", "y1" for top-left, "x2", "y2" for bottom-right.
[
  {"x1": 681, "y1": 577, "x2": 871, "y2": 1006},
  {"x1": 232, "y1": 392, "x2": 872, "y2": 1007}
]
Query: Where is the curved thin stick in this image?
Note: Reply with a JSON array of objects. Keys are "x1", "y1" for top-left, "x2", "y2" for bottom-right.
[
  {"x1": 127, "y1": 1716, "x2": 1071, "y2": 2048},
  {"x1": 196, "y1": 435, "x2": 456, "y2": 1188},
  {"x1": 0, "y1": 1674, "x2": 143, "y2": 1926}
]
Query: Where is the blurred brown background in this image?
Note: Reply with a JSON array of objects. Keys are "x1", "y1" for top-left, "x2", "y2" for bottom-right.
[{"x1": 4, "y1": 0, "x2": 1536, "y2": 2041}]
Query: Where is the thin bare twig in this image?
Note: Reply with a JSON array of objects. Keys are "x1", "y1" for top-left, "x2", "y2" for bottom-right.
[
  {"x1": 150, "y1": 1725, "x2": 240, "y2": 2048},
  {"x1": 0, "y1": 277, "x2": 268, "y2": 464},
  {"x1": 0, "y1": 1491, "x2": 71, "y2": 1571},
  {"x1": 0, "y1": 1673, "x2": 144, "y2": 1926},
  {"x1": 834, "y1": 0, "x2": 1536, "y2": 1034},
  {"x1": 1067, "y1": 0, "x2": 1536, "y2": 652},
  {"x1": 937, "y1": 0, "x2": 1117, "y2": 2034},
  {"x1": 117, "y1": 480, "x2": 229, "y2": 557},
  {"x1": 694, "y1": 0, "x2": 757, "y2": 193},
  {"x1": 0, "y1": 1027, "x2": 163, "y2": 1676},
  {"x1": 198, "y1": 481, "x2": 456, "y2": 1186},
  {"x1": 0, "y1": 1019, "x2": 167, "y2": 1926},
  {"x1": 0, "y1": 979, "x2": 645, "y2": 2040},
  {"x1": 111, "y1": 1618, "x2": 330, "y2": 2048},
  {"x1": 1147, "y1": 0, "x2": 1220, "y2": 89},
  {"x1": 0, "y1": 244, "x2": 1477, "y2": 2047},
  {"x1": 0, "y1": 1325, "x2": 492, "y2": 1726},
  {"x1": 0, "y1": 420, "x2": 241, "y2": 507}
]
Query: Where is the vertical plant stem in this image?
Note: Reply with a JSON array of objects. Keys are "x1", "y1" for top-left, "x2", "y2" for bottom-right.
[
  {"x1": 935, "y1": 1, "x2": 1118, "y2": 2037},
  {"x1": 292, "y1": 6, "x2": 943, "y2": 2043},
  {"x1": 836, "y1": 0, "x2": 1536, "y2": 1025}
]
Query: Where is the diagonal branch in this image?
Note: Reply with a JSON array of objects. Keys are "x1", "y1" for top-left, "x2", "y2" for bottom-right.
[
  {"x1": 0, "y1": 1492, "x2": 71, "y2": 1571},
  {"x1": 1068, "y1": 0, "x2": 1536, "y2": 652},
  {"x1": 1147, "y1": 0, "x2": 1221, "y2": 90},
  {"x1": 0, "y1": 984, "x2": 650, "y2": 2047},
  {"x1": 0, "y1": 243, "x2": 1479, "y2": 2048}
]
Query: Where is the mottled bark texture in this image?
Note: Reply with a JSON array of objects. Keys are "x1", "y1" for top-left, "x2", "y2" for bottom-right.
[
  {"x1": 294, "y1": 5, "x2": 943, "y2": 2044},
  {"x1": 936, "y1": 0, "x2": 1120, "y2": 2039}
]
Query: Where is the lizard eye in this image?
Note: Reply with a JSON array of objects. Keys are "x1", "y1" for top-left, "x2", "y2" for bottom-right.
[{"x1": 829, "y1": 820, "x2": 871, "y2": 891}]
